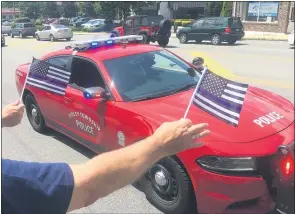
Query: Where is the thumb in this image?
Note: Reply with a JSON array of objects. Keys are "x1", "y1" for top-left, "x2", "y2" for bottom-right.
[{"x1": 11, "y1": 100, "x2": 20, "y2": 106}]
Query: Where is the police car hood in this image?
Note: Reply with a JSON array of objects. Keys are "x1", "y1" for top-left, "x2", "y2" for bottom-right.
[{"x1": 128, "y1": 86, "x2": 294, "y2": 143}]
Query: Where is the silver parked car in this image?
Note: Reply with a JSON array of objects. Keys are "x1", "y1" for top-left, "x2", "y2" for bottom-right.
[{"x1": 35, "y1": 24, "x2": 73, "y2": 41}]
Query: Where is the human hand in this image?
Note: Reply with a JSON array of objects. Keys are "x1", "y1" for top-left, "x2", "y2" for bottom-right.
[
  {"x1": 2, "y1": 100, "x2": 25, "y2": 127},
  {"x1": 152, "y1": 119, "x2": 210, "y2": 157}
]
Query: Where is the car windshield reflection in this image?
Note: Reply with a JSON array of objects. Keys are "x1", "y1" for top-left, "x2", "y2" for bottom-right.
[{"x1": 103, "y1": 50, "x2": 200, "y2": 102}]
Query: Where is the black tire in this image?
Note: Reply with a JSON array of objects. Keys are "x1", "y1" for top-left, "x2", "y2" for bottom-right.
[
  {"x1": 11, "y1": 33, "x2": 14, "y2": 38},
  {"x1": 36, "y1": 34, "x2": 40, "y2": 41},
  {"x1": 140, "y1": 157, "x2": 197, "y2": 214},
  {"x1": 228, "y1": 39, "x2": 236, "y2": 45},
  {"x1": 25, "y1": 93, "x2": 47, "y2": 133},
  {"x1": 141, "y1": 34, "x2": 150, "y2": 44},
  {"x1": 179, "y1": 33, "x2": 188, "y2": 44},
  {"x1": 158, "y1": 38, "x2": 169, "y2": 47},
  {"x1": 50, "y1": 34, "x2": 55, "y2": 42},
  {"x1": 211, "y1": 34, "x2": 221, "y2": 45},
  {"x1": 159, "y1": 19, "x2": 172, "y2": 34},
  {"x1": 66, "y1": 38, "x2": 71, "y2": 41}
]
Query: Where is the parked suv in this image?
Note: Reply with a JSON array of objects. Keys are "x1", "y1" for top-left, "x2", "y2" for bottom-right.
[
  {"x1": 111, "y1": 15, "x2": 172, "y2": 47},
  {"x1": 176, "y1": 17, "x2": 244, "y2": 45},
  {"x1": 11, "y1": 22, "x2": 36, "y2": 38}
]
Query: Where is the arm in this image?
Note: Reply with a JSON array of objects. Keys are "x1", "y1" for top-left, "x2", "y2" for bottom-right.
[{"x1": 67, "y1": 120, "x2": 209, "y2": 211}]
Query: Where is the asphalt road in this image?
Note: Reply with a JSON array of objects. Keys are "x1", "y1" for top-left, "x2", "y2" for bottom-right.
[{"x1": 1, "y1": 34, "x2": 294, "y2": 214}]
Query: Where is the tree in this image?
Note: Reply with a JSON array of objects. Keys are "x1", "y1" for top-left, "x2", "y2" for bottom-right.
[
  {"x1": 204, "y1": 1, "x2": 223, "y2": 17},
  {"x1": 84, "y1": 2, "x2": 96, "y2": 18},
  {"x1": 94, "y1": 2, "x2": 117, "y2": 20},
  {"x1": 76, "y1": 2, "x2": 86, "y2": 16},
  {"x1": 18, "y1": 2, "x2": 44, "y2": 19},
  {"x1": 62, "y1": 2, "x2": 77, "y2": 18},
  {"x1": 220, "y1": 2, "x2": 233, "y2": 17},
  {"x1": 43, "y1": 2, "x2": 59, "y2": 18}
]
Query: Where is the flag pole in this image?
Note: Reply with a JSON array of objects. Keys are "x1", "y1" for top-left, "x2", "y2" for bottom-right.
[
  {"x1": 19, "y1": 57, "x2": 34, "y2": 103},
  {"x1": 183, "y1": 67, "x2": 208, "y2": 119}
]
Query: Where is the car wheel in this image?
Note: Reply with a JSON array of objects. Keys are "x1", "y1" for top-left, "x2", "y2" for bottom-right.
[
  {"x1": 228, "y1": 39, "x2": 237, "y2": 45},
  {"x1": 50, "y1": 34, "x2": 55, "y2": 42},
  {"x1": 36, "y1": 34, "x2": 40, "y2": 41},
  {"x1": 25, "y1": 93, "x2": 47, "y2": 133},
  {"x1": 66, "y1": 38, "x2": 71, "y2": 41},
  {"x1": 157, "y1": 38, "x2": 169, "y2": 47},
  {"x1": 211, "y1": 34, "x2": 221, "y2": 45},
  {"x1": 11, "y1": 33, "x2": 14, "y2": 38},
  {"x1": 179, "y1": 33, "x2": 188, "y2": 44},
  {"x1": 141, "y1": 34, "x2": 150, "y2": 44},
  {"x1": 140, "y1": 157, "x2": 197, "y2": 214}
]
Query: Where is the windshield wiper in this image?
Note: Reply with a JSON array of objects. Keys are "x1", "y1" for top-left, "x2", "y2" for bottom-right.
[
  {"x1": 172, "y1": 83, "x2": 197, "y2": 93},
  {"x1": 131, "y1": 94, "x2": 166, "y2": 102}
]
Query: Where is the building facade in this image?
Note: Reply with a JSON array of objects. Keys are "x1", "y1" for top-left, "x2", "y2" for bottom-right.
[
  {"x1": 158, "y1": 1, "x2": 205, "y2": 20},
  {"x1": 233, "y1": 1, "x2": 293, "y2": 33},
  {"x1": 1, "y1": 8, "x2": 21, "y2": 20}
]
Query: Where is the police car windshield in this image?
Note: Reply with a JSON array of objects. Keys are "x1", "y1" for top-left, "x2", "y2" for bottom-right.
[{"x1": 103, "y1": 50, "x2": 199, "y2": 102}]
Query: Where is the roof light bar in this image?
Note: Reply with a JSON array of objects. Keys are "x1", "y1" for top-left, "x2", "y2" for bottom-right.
[{"x1": 65, "y1": 35, "x2": 143, "y2": 52}]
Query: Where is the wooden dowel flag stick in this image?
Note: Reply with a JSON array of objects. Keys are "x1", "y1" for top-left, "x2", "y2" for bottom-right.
[{"x1": 183, "y1": 67, "x2": 208, "y2": 119}]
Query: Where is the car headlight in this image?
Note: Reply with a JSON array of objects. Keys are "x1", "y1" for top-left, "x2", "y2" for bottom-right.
[{"x1": 196, "y1": 156, "x2": 257, "y2": 172}]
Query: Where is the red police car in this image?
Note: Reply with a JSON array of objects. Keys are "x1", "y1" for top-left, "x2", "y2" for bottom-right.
[{"x1": 15, "y1": 35, "x2": 294, "y2": 214}]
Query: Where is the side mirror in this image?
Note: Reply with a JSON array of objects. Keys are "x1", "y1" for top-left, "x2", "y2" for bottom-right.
[
  {"x1": 83, "y1": 87, "x2": 109, "y2": 100},
  {"x1": 192, "y1": 57, "x2": 204, "y2": 67},
  {"x1": 187, "y1": 67, "x2": 196, "y2": 77}
]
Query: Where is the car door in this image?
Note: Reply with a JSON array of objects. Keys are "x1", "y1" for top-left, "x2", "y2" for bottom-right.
[
  {"x1": 61, "y1": 56, "x2": 110, "y2": 151},
  {"x1": 41, "y1": 55, "x2": 72, "y2": 125},
  {"x1": 202, "y1": 18, "x2": 217, "y2": 40},
  {"x1": 123, "y1": 18, "x2": 133, "y2": 35},
  {"x1": 187, "y1": 19, "x2": 204, "y2": 41}
]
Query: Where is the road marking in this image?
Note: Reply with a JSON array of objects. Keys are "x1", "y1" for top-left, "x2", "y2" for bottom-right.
[{"x1": 188, "y1": 51, "x2": 294, "y2": 89}]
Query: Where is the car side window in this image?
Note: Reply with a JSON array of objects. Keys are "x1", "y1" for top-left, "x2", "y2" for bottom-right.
[
  {"x1": 203, "y1": 19, "x2": 216, "y2": 28},
  {"x1": 192, "y1": 19, "x2": 204, "y2": 28},
  {"x1": 47, "y1": 26, "x2": 51, "y2": 30},
  {"x1": 46, "y1": 56, "x2": 70, "y2": 69},
  {"x1": 142, "y1": 18, "x2": 149, "y2": 26},
  {"x1": 69, "y1": 57, "x2": 106, "y2": 90},
  {"x1": 134, "y1": 18, "x2": 140, "y2": 27},
  {"x1": 125, "y1": 19, "x2": 132, "y2": 27}
]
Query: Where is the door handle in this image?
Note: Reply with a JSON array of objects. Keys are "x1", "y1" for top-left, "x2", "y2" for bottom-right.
[{"x1": 64, "y1": 97, "x2": 72, "y2": 103}]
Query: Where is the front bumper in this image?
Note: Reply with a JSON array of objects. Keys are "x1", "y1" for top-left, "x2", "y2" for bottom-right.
[{"x1": 193, "y1": 168, "x2": 274, "y2": 214}]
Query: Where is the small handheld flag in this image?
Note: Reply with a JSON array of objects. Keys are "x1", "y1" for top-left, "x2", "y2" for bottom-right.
[
  {"x1": 184, "y1": 68, "x2": 248, "y2": 127},
  {"x1": 20, "y1": 57, "x2": 71, "y2": 100}
]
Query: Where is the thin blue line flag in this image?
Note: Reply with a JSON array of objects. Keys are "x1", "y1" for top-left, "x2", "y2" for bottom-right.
[{"x1": 192, "y1": 69, "x2": 248, "y2": 127}]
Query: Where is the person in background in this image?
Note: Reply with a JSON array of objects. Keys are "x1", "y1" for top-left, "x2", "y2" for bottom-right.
[{"x1": 2, "y1": 100, "x2": 210, "y2": 214}]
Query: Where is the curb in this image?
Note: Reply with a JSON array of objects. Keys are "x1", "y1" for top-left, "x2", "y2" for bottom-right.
[{"x1": 73, "y1": 32, "x2": 288, "y2": 41}]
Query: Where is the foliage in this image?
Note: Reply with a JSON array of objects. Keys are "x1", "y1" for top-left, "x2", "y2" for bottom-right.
[
  {"x1": 43, "y1": 2, "x2": 59, "y2": 18},
  {"x1": 62, "y1": 2, "x2": 78, "y2": 18},
  {"x1": 36, "y1": 24, "x2": 43, "y2": 31},
  {"x1": 220, "y1": 2, "x2": 233, "y2": 17},
  {"x1": 84, "y1": 2, "x2": 96, "y2": 17},
  {"x1": 204, "y1": 2, "x2": 223, "y2": 17},
  {"x1": 35, "y1": 19, "x2": 42, "y2": 25},
  {"x1": 69, "y1": 26, "x2": 82, "y2": 32}
]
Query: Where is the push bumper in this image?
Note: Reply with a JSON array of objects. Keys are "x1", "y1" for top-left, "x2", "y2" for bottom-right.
[{"x1": 193, "y1": 169, "x2": 274, "y2": 214}]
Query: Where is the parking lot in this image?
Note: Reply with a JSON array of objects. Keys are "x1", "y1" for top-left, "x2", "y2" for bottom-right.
[{"x1": 2, "y1": 34, "x2": 294, "y2": 213}]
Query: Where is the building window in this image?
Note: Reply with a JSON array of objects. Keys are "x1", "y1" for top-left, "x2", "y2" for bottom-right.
[{"x1": 245, "y1": 1, "x2": 279, "y2": 22}]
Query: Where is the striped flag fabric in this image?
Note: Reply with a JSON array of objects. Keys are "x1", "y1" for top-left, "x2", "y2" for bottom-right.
[
  {"x1": 26, "y1": 58, "x2": 71, "y2": 96},
  {"x1": 193, "y1": 70, "x2": 248, "y2": 127}
]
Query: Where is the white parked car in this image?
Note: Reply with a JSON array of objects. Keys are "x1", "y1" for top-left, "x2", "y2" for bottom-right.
[
  {"x1": 82, "y1": 19, "x2": 104, "y2": 29},
  {"x1": 288, "y1": 30, "x2": 294, "y2": 47},
  {"x1": 1, "y1": 22, "x2": 12, "y2": 35},
  {"x1": 35, "y1": 24, "x2": 73, "y2": 42}
]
